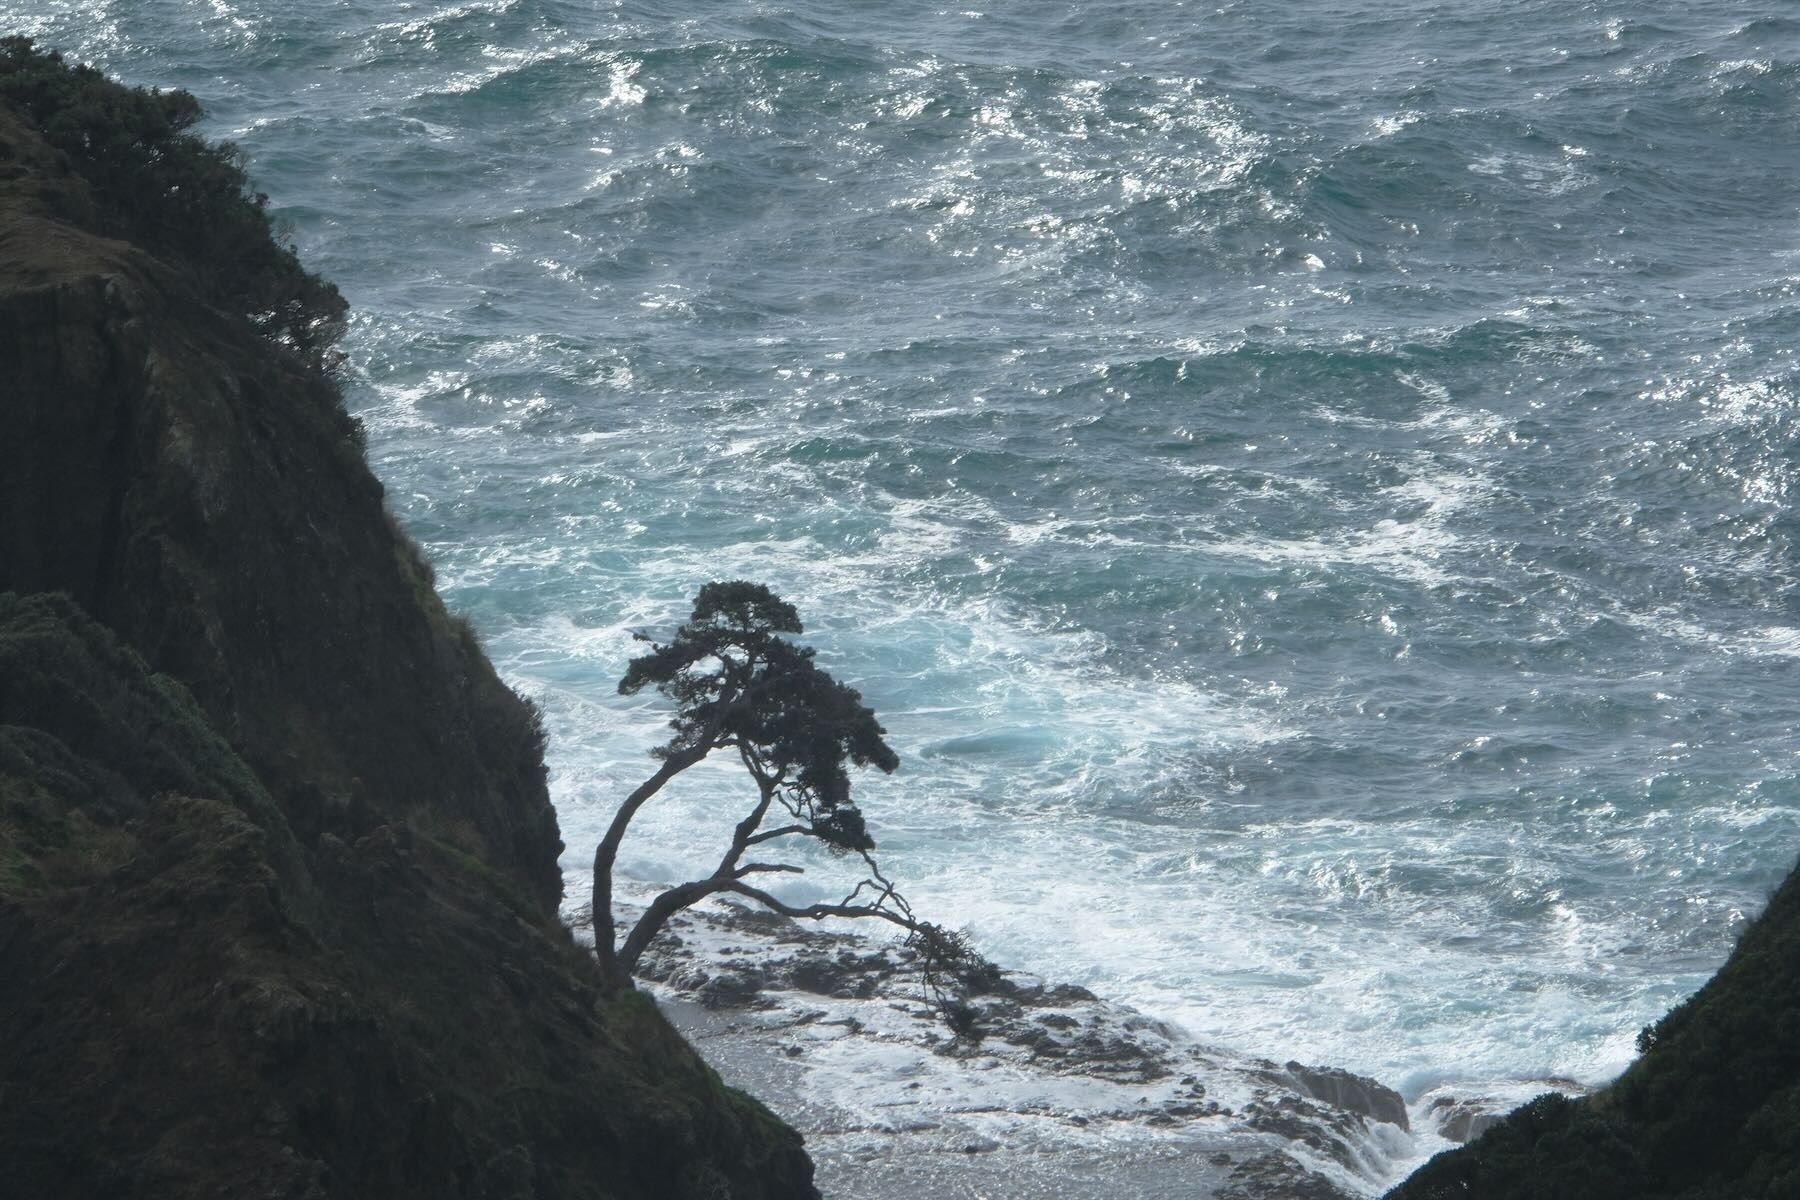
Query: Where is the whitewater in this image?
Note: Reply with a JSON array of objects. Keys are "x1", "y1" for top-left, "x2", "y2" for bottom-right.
[{"x1": 12, "y1": 0, "x2": 1800, "y2": 1190}]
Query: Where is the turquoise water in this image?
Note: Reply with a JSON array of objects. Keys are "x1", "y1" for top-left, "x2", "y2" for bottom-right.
[{"x1": 15, "y1": 0, "x2": 1800, "y2": 1102}]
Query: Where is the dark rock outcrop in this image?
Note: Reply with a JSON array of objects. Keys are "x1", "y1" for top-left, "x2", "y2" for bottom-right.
[
  {"x1": 0, "y1": 96, "x2": 559, "y2": 913},
  {"x1": 1285, "y1": 1062, "x2": 1410, "y2": 1132},
  {"x1": 0, "y1": 58, "x2": 817, "y2": 1200}
]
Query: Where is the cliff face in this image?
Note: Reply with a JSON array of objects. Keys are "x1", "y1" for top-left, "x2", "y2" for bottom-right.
[
  {"x1": 1386, "y1": 862, "x2": 1800, "y2": 1200},
  {"x1": 0, "y1": 100, "x2": 558, "y2": 912},
  {"x1": 0, "y1": 57, "x2": 816, "y2": 1200}
]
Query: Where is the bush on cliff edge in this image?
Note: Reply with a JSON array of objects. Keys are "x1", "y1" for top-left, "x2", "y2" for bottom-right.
[{"x1": 0, "y1": 36, "x2": 346, "y2": 361}]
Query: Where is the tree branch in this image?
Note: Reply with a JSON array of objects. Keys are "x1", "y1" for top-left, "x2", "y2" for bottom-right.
[
  {"x1": 595, "y1": 581, "x2": 905, "y2": 991},
  {"x1": 744, "y1": 823, "x2": 810, "y2": 846},
  {"x1": 714, "y1": 880, "x2": 920, "y2": 935},
  {"x1": 591, "y1": 745, "x2": 710, "y2": 987}
]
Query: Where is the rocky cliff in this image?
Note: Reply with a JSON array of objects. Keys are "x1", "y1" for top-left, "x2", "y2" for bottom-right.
[{"x1": 0, "y1": 44, "x2": 817, "y2": 1200}]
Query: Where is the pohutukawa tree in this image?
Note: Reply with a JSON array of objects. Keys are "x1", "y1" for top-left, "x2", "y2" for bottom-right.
[{"x1": 592, "y1": 580, "x2": 934, "y2": 992}]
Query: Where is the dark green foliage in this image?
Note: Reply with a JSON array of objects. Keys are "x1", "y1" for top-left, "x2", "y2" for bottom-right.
[
  {"x1": 0, "y1": 84, "x2": 561, "y2": 912},
  {"x1": 0, "y1": 592, "x2": 816, "y2": 1199},
  {"x1": 0, "y1": 591, "x2": 278, "y2": 833},
  {"x1": 0, "y1": 591, "x2": 300, "y2": 904},
  {"x1": 811, "y1": 805, "x2": 872, "y2": 854},
  {"x1": 0, "y1": 37, "x2": 346, "y2": 361},
  {"x1": 1387, "y1": 857, "x2": 1800, "y2": 1200},
  {"x1": 620, "y1": 580, "x2": 898, "y2": 837},
  {"x1": 0, "y1": 77, "x2": 818, "y2": 1196},
  {"x1": 608, "y1": 582, "x2": 1000, "y2": 1036},
  {"x1": 1391, "y1": 1093, "x2": 1646, "y2": 1200},
  {"x1": 598, "y1": 583, "x2": 925, "y2": 992}
]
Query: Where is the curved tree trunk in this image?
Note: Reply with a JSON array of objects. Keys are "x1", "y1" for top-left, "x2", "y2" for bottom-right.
[
  {"x1": 591, "y1": 748, "x2": 706, "y2": 990},
  {"x1": 614, "y1": 779, "x2": 782, "y2": 979}
]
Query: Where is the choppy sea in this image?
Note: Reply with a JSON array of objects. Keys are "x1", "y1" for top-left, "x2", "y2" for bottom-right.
[{"x1": 13, "y1": 0, "x2": 1800, "y2": 1185}]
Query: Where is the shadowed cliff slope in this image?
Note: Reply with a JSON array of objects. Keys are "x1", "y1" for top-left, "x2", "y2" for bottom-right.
[
  {"x1": 0, "y1": 46, "x2": 557, "y2": 913},
  {"x1": 1386, "y1": 861, "x2": 1800, "y2": 1200},
  {"x1": 0, "y1": 45, "x2": 817, "y2": 1200}
]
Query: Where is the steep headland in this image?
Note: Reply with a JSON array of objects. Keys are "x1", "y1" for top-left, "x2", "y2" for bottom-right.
[{"x1": 0, "y1": 42, "x2": 815, "y2": 1199}]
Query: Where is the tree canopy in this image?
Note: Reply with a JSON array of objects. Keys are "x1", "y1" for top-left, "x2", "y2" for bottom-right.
[
  {"x1": 592, "y1": 582, "x2": 911, "y2": 988},
  {"x1": 620, "y1": 581, "x2": 897, "y2": 844}
]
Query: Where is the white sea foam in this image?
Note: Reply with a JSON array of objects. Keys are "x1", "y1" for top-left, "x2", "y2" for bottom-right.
[
  {"x1": 576, "y1": 891, "x2": 1418, "y2": 1196},
  {"x1": 1467, "y1": 150, "x2": 1594, "y2": 198},
  {"x1": 1368, "y1": 112, "x2": 1423, "y2": 139},
  {"x1": 25, "y1": 3, "x2": 1800, "y2": 1192}
]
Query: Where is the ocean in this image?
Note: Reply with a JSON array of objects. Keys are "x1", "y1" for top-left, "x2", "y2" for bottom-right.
[{"x1": 12, "y1": 0, "x2": 1800, "y2": 1188}]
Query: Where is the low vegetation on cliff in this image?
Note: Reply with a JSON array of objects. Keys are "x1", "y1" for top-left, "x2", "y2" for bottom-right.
[
  {"x1": 0, "y1": 51, "x2": 819, "y2": 1200},
  {"x1": 0, "y1": 36, "x2": 345, "y2": 360},
  {"x1": 1387, "y1": 863, "x2": 1800, "y2": 1200}
]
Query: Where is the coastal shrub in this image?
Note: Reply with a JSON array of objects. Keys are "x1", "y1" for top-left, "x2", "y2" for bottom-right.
[
  {"x1": 592, "y1": 582, "x2": 937, "y2": 999},
  {"x1": 1388, "y1": 857, "x2": 1800, "y2": 1200},
  {"x1": 0, "y1": 37, "x2": 347, "y2": 362}
]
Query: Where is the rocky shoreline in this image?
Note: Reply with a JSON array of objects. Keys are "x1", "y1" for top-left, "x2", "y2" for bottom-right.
[{"x1": 582, "y1": 889, "x2": 1444, "y2": 1199}]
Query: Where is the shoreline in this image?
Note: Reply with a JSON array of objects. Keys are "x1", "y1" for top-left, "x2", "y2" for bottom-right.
[{"x1": 576, "y1": 885, "x2": 1473, "y2": 1199}]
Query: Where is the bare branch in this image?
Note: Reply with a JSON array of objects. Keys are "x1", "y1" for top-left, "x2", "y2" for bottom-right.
[
  {"x1": 716, "y1": 881, "x2": 919, "y2": 935},
  {"x1": 744, "y1": 823, "x2": 810, "y2": 846}
]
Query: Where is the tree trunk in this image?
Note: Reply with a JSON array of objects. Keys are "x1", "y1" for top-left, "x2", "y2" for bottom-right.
[
  {"x1": 614, "y1": 781, "x2": 780, "y2": 980},
  {"x1": 592, "y1": 748, "x2": 705, "y2": 990}
]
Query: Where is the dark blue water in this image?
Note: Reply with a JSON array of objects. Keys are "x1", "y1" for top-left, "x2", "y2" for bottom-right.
[{"x1": 17, "y1": 0, "x2": 1800, "y2": 1129}]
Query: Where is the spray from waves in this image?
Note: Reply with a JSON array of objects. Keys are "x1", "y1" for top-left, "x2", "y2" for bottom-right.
[
  {"x1": 439, "y1": 389, "x2": 1798, "y2": 1091},
  {"x1": 352, "y1": 270, "x2": 1800, "y2": 1088}
]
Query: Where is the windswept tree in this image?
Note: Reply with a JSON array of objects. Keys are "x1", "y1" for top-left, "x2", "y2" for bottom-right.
[{"x1": 593, "y1": 581, "x2": 933, "y2": 991}]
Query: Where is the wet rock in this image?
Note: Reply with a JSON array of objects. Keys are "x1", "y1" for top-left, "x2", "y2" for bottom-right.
[
  {"x1": 1427, "y1": 1094, "x2": 1503, "y2": 1143},
  {"x1": 1242, "y1": 1094, "x2": 1368, "y2": 1169},
  {"x1": 698, "y1": 968, "x2": 768, "y2": 1009},
  {"x1": 789, "y1": 953, "x2": 893, "y2": 998},
  {"x1": 1285, "y1": 1060, "x2": 1411, "y2": 1131},
  {"x1": 640, "y1": 896, "x2": 1410, "y2": 1196},
  {"x1": 1218, "y1": 1152, "x2": 1357, "y2": 1200}
]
